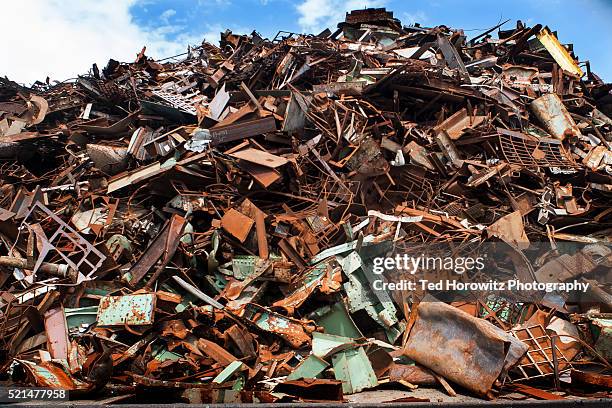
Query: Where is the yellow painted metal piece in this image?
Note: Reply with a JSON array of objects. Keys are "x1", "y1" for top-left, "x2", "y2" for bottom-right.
[{"x1": 537, "y1": 27, "x2": 583, "y2": 78}]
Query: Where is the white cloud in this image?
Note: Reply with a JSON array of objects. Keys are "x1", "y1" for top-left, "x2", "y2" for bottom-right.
[
  {"x1": 159, "y1": 8, "x2": 177, "y2": 23},
  {"x1": 0, "y1": 1, "x2": 202, "y2": 85},
  {"x1": 402, "y1": 11, "x2": 427, "y2": 26},
  {"x1": 201, "y1": 25, "x2": 225, "y2": 45},
  {"x1": 296, "y1": 0, "x2": 387, "y2": 33}
]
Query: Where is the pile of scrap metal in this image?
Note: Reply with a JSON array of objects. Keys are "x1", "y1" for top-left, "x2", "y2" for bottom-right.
[{"x1": 0, "y1": 7, "x2": 611, "y2": 404}]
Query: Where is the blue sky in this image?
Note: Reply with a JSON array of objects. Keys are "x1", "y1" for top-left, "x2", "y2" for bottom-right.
[{"x1": 1, "y1": 1, "x2": 610, "y2": 84}]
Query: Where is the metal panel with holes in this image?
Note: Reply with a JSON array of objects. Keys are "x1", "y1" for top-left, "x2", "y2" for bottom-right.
[{"x1": 97, "y1": 294, "x2": 156, "y2": 326}]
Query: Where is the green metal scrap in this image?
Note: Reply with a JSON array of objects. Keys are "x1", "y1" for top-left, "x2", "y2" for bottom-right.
[
  {"x1": 213, "y1": 360, "x2": 246, "y2": 384},
  {"x1": 303, "y1": 262, "x2": 329, "y2": 285},
  {"x1": 312, "y1": 332, "x2": 356, "y2": 358},
  {"x1": 228, "y1": 255, "x2": 261, "y2": 280},
  {"x1": 219, "y1": 254, "x2": 281, "y2": 280},
  {"x1": 332, "y1": 346, "x2": 378, "y2": 394},
  {"x1": 286, "y1": 355, "x2": 329, "y2": 380},
  {"x1": 312, "y1": 301, "x2": 363, "y2": 339},
  {"x1": 65, "y1": 306, "x2": 98, "y2": 330},
  {"x1": 339, "y1": 251, "x2": 404, "y2": 343},
  {"x1": 152, "y1": 345, "x2": 183, "y2": 362}
]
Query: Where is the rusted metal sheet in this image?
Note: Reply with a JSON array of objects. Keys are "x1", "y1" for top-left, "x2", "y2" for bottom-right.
[
  {"x1": 15, "y1": 360, "x2": 89, "y2": 390},
  {"x1": 571, "y1": 369, "x2": 612, "y2": 389},
  {"x1": 244, "y1": 303, "x2": 315, "y2": 348},
  {"x1": 209, "y1": 116, "x2": 277, "y2": 145},
  {"x1": 239, "y1": 161, "x2": 281, "y2": 187},
  {"x1": 76, "y1": 110, "x2": 139, "y2": 135},
  {"x1": 388, "y1": 363, "x2": 437, "y2": 386},
  {"x1": 272, "y1": 261, "x2": 342, "y2": 314},
  {"x1": 221, "y1": 208, "x2": 254, "y2": 243},
  {"x1": 487, "y1": 210, "x2": 530, "y2": 250},
  {"x1": 224, "y1": 324, "x2": 257, "y2": 359},
  {"x1": 230, "y1": 148, "x2": 288, "y2": 168},
  {"x1": 43, "y1": 307, "x2": 69, "y2": 360},
  {"x1": 507, "y1": 383, "x2": 565, "y2": 400},
  {"x1": 403, "y1": 300, "x2": 528, "y2": 398},
  {"x1": 97, "y1": 293, "x2": 156, "y2": 326},
  {"x1": 530, "y1": 93, "x2": 581, "y2": 140},
  {"x1": 433, "y1": 108, "x2": 486, "y2": 140},
  {"x1": 198, "y1": 338, "x2": 238, "y2": 366},
  {"x1": 86, "y1": 144, "x2": 129, "y2": 175}
]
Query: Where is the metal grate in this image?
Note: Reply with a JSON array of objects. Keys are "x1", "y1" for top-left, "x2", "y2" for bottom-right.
[
  {"x1": 152, "y1": 89, "x2": 203, "y2": 115},
  {"x1": 494, "y1": 129, "x2": 576, "y2": 168},
  {"x1": 20, "y1": 201, "x2": 106, "y2": 279},
  {"x1": 509, "y1": 324, "x2": 572, "y2": 381}
]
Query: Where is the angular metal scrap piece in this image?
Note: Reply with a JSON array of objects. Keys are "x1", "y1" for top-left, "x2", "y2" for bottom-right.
[
  {"x1": 286, "y1": 355, "x2": 329, "y2": 381},
  {"x1": 43, "y1": 306, "x2": 69, "y2": 360},
  {"x1": 436, "y1": 34, "x2": 470, "y2": 82},
  {"x1": 433, "y1": 108, "x2": 485, "y2": 140},
  {"x1": 126, "y1": 214, "x2": 187, "y2": 287},
  {"x1": 339, "y1": 251, "x2": 403, "y2": 343},
  {"x1": 332, "y1": 346, "x2": 379, "y2": 394},
  {"x1": 243, "y1": 303, "x2": 315, "y2": 348},
  {"x1": 536, "y1": 27, "x2": 583, "y2": 78},
  {"x1": 20, "y1": 201, "x2": 106, "y2": 280},
  {"x1": 14, "y1": 359, "x2": 89, "y2": 390}
]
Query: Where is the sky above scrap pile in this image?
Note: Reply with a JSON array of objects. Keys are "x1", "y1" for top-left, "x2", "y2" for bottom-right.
[{"x1": 2, "y1": 0, "x2": 611, "y2": 85}]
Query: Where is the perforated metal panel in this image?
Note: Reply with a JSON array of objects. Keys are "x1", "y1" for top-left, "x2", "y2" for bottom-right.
[
  {"x1": 97, "y1": 294, "x2": 155, "y2": 326},
  {"x1": 151, "y1": 89, "x2": 201, "y2": 115},
  {"x1": 495, "y1": 130, "x2": 576, "y2": 168}
]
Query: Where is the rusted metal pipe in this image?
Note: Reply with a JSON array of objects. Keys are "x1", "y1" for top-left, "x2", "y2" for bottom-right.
[{"x1": 0, "y1": 256, "x2": 74, "y2": 280}]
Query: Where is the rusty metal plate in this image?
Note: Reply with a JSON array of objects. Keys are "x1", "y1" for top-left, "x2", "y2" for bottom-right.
[
  {"x1": 97, "y1": 293, "x2": 156, "y2": 326},
  {"x1": 403, "y1": 299, "x2": 528, "y2": 398},
  {"x1": 230, "y1": 148, "x2": 288, "y2": 168},
  {"x1": 221, "y1": 209, "x2": 254, "y2": 243}
]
